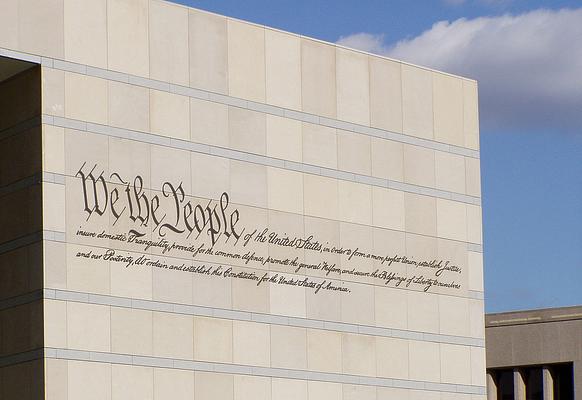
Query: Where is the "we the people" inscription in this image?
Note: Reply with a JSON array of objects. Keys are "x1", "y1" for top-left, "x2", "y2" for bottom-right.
[{"x1": 73, "y1": 163, "x2": 463, "y2": 296}]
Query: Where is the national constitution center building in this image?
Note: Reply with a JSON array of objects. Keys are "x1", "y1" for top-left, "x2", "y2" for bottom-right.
[{"x1": 0, "y1": 1, "x2": 484, "y2": 399}]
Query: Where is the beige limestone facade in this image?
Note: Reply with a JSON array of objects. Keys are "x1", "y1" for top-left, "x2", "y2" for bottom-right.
[{"x1": 0, "y1": 1, "x2": 484, "y2": 399}]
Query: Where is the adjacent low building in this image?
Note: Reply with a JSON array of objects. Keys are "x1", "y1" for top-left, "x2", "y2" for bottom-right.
[{"x1": 486, "y1": 306, "x2": 582, "y2": 400}]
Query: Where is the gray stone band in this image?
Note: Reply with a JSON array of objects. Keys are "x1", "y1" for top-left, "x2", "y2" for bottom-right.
[
  {"x1": 0, "y1": 42, "x2": 480, "y2": 160},
  {"x1": 0, "y1": 47, "x2": 479, "y2": 160},
  {"x1": 0, "y1": 287, "x2": 484, "y2": 347},
  {"x1": 42, "y1": 288, "x2": 485, "y2": 348},
  {"x1": 41, "y1": 226, "x2": 482, "y2": 302},
  {"x1": 42, "y1": 114, "x2": 481, "y2": 206},
  {"x1": 0, "y1": 229, "x2": 484, "y2": 303},
  {"x1": 0, "y1": 347, "x2": 486, "y2": 395}
]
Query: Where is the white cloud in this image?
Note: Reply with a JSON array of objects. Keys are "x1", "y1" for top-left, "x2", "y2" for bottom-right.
[
  {"x1": 336, "y1": 33, "x2": 389, "y2": 55},
  {"x1": 338, "y1": 9, "x2": 582, "y2": 133}
]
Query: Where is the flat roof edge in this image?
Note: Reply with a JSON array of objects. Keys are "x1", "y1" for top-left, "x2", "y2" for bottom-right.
[{"x1": 161, "y1": 0, "x2": 477, "y2": 83}]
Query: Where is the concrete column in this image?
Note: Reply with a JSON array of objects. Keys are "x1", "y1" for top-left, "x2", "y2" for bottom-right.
[
  {"x1": 574, "y1": 361, "x2": 582, "y2": 400},
  {"x1": 514, "y1": 369, "x2": 526, "y2": 400},
  {"x1": 542, "y1": 367, "x2": 554, "y2": 400},
  {"x1": 486, "y1": 372, "x2": 498, "y2": 400}
]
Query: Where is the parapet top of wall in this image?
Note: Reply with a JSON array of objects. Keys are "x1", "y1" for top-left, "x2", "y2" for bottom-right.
[
  {"x1": 486, "y1": 305, "x2": 582, "y2": 327},
  {"x1": 0, "y1": 0, "x2": 480, "y2": 150}
]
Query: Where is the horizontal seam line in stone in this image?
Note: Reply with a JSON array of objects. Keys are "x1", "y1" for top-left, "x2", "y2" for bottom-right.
[
  {"x1": 42, "y1": 116, "x2": 482, "y2": 206},
  {"x1": 27, "y1": 50, "x2": 481, "y2": 159},
  {"x1": 42, "y1": 232, "x2": 480, "y2": 302},
  {"x1": 44, "y1": 288, "x2": 485, "y2": 347},
  {"x1": 40, "y1": 173, "x2": 482, "y2": 258},
  {"x1": 43, "y1": 347, "x2": 487, "y2": 394}
]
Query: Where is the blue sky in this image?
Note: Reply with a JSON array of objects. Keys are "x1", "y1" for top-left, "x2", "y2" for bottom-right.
[{"x1": 176, "y1": 0, "x2": 582, "y2": 312}]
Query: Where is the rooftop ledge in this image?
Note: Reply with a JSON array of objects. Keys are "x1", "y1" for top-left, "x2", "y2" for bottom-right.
[{"x1": 486, "y1": 304, "x2": 582, "y2": 327}]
